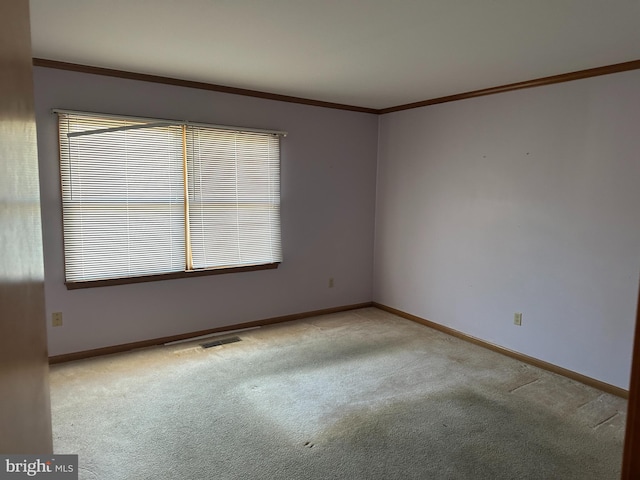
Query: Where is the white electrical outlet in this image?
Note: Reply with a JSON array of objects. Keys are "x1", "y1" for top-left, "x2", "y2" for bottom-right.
[
  {"x1": 328, "y1": 278, "x2": 334, "y2": 288},
  {"x1": 514, "y1": 312, "x2": 522, "y2": 326},
  {"x1": 52, "y1": 312, "x2": 63, "y2": 327}
]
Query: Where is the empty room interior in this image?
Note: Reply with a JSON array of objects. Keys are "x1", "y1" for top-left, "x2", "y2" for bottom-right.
[{"x1": 3, "y1": 0, "x2": 640, "y2": 478}]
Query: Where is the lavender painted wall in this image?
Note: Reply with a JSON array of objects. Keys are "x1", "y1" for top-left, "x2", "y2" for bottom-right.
[
  {"x1": 34, "y1": 67, "x2": 378, "y2": 356},
  {"x1": 375, "y1": 70, "x2": 640, "y2": 389}
]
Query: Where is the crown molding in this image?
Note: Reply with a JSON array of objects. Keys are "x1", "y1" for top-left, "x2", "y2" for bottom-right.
[{"x1": 33, "y1": 58, "x2": 640, "y2": 115}]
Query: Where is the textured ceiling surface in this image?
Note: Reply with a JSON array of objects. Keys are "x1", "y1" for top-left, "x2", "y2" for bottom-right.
[{"x1": 29, "y1": 0, "x2": 640, "y2": 109}]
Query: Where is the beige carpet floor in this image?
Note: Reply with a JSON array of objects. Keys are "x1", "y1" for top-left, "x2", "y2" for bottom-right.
[{"x1": 49, "y1": 307, "x2": 627, "y2": 479}]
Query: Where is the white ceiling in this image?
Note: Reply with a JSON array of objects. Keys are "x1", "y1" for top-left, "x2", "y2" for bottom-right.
[{"x1": 29, "y1": 0, "x2": 640, "y2": 110}]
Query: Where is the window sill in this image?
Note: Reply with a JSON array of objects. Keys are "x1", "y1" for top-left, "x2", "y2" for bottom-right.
[{"x1": 64, "y1": 263, "x2": 280, "y2": 290}]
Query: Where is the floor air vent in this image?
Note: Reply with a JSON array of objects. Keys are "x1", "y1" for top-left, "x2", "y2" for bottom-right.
[{"x1": 201, "y1": 336, "x2": 242, "y2": 349}]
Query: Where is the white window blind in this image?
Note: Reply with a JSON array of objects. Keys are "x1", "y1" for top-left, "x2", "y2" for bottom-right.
[
  {"x1": 187, "y1": 127, "x2": 281, "y2": 269},
  {"x1": 57, "y1": 111, "x2": 282, "y2": 285}
]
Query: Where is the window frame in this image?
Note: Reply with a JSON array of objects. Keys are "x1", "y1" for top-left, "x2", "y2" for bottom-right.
[
  {"x1": 64, "y1": 263, "x2": 280, "y2": 290},
  {"x1": 55, "y1": 109, "x2": 285, "y2": 289}
]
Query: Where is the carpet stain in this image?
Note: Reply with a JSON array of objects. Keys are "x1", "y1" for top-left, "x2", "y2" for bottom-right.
[{"x1": 316, "y1": 388, "x2": 621, "y2": 480}]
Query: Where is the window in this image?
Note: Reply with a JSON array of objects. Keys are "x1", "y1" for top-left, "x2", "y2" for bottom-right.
[{"x1": 57, "y1": 110, "x2": 283, "y2": 288}]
